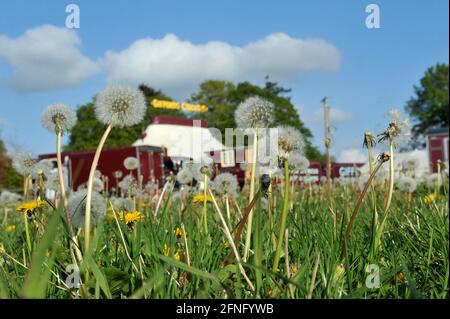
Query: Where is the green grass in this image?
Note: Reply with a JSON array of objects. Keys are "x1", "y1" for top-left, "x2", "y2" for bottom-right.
[{"x1": 0, "y1": 182, "x2": 448, "y2": 299}]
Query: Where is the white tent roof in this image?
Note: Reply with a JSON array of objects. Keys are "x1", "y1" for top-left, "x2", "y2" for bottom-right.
[{"x1": 133, "y1": 120, "x2": 227, "y2": 161}]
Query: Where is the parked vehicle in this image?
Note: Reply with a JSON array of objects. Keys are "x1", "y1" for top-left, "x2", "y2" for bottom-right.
[{"x1": 426, "y1": 127, "x2": 449, "y2": 172}]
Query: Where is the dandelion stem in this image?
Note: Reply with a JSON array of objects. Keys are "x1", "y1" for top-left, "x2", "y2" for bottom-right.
[
  {"x1": 208, "y1": 189, "x2": 255, "y2": 292},
  {"x1": 202, "y1": 174, "x2": 209, "y2": 234},
  {"x1": 272, "y1": 160, "x2": 290, "y2": 273},
  {"x1": 344, "y1": 156, "x2": 387, "y2": 245},
  {"x1": 375, "y1": 140, "x2": 395, "y2": 254},
  {"x1": 383, "y1": 139, "x2": 395, "y2": 214},
  {"x1": 56, "y1": 129, "x2": 83, "y2": 263},
  {"x1": 84, "y1": 124, "x2": 112, "y2": 253},
  {"x1": 23, "y1": 211, "x2": 32, "y2": 256},
  {"x1": 244, "y1": 128, "x2": 258, "y2": 261}
]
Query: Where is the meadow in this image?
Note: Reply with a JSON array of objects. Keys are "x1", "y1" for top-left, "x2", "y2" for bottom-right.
[{"x1": 0, "y1": 88, "x2": 448, "y2": 299}]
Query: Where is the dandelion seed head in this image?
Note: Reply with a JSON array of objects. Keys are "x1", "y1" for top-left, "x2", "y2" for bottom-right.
[
  {"x1": 288, "y1": 152, "x2": 310, "y2": 171},
  {"x1": 257, "y1": 158, "x2": 280, "y2": 177},
  {"x1": 176, "y1": 168, "x2": 193, "y2": 185},
  {"x1": 402, "y1": 157, "x2": 420, "y2": 171},
  {"x1": 380, "y1": 109, "x2": 412, "y2": 147},
  {"x1": 45, "y1": 171, "x2": 68, "y2": 192},
  {"x1": 234, "y1": 96, "x2": 274, "y2": 128},
  {"x1": 213, "y1": 172, "x2": 238, "y2": 196},
  {"x1": 124, "y1": 157, "x2": 139, "y2": 171},
  {"x1": 68, "y1": 190, "x2": 106, "y2": 229},
  {"x1": 110, "y1": 197, "x2": 134, "y2": 212},
  {"x1": 189, "y1": 162, "x2": 213, "y2": 181},
  {"x1": 41, "y1": 103, "x2": 77, "y2": 134},
  {"x1": 31, "y1": 159, "x2": 54, "y2": 179},
  {"x1": 425, "y1": 173, "x2": 438, "y2": 188},
  {"x1": 0, "y1": 191, "x2": 21, "y2": 205},
  {"x1": 95, "y1": 85, "x2": 146, "y2": 127},
  {"x1": 118, "y1": 175, "x2": 137, "y2": 193},
  {"x1": 275, "y1": 126, "x2": 305, "y2": 160},
  {"x1": 397, "y1": 176, "x2": 417, "y2": 193},
  {"x1": 12, "y1": 152, "x2": 37, "y2": 176},
  {"x1": 113, "y1": 171, "x2": 123, "y2": 179},
  {"x1": 93, "y1": 178, "x2": 104, "y2": 193}
]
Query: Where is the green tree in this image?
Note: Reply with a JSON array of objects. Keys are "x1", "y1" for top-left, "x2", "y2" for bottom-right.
[
  {"x1": 190, "y1": 79, "x2": 324, "y2": 161},
  {"x1": 65, "y1": 85, "x2": 186, "y2": 151},
  {"x1": 405, "y1": 63, "x2": 449, "y2": 137},
  {"x1": 0, "y1": 136, "x2": 21, "y2": 192},
  {"x1": 0, "y1": 136, "x2": 9, "y2": 184}
]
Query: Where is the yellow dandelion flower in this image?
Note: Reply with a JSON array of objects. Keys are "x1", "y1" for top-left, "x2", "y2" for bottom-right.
[
  {"x1": 125, "y1": 211, "x2": 144, "y2": 225},
  {"x1": 192, "y1": 194, "x2": 213, "y2": 204},
  {"x1": 424, "y1": 193, "x2": 436, "y2": 204},
  {"x1": 174, "y1": 251, "x2": 181, "y2": 261},
  {"x1": 119, "y1": 210, "x2": 144, "y2": 227},
  {"x1": 174, "y1": 227, "x2": 186, "y2": 238},
  {"x1": 16, "y1": 200, "x2": 45, "y2": 216},
  {"x1": 163, "y1": 244, "x2": 170, "y2": 256},
  {"x1": 5, "y1": 225, "x2": 15, "y2": 233}
]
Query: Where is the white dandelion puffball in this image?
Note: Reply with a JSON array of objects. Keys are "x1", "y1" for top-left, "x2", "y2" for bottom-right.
[
  {"x1": 92, "y1": 178, "x2": 104, "y2": 193},
  {"x1": 402, "y1": 157, "x2": 420, "y2": 171},
  {"x1": 68, "y1": 190, "x2": 106, "y2": 229},
  {"x1": 214, "y1": 172, "x2": 239, "y2": 196},
  {"x1": 31, "y1": 159, "x2": 54, "y2": 178},
  {"x1": 275, "y1": 126, "x2": 305, "y2": 160},
  {"x1": 113, "y1": 171, "x2": 123, "y2": 179},
  {"x1": 45, "y1": 172, "x2": 68, "y2": 192},
  {"x1": 119, "y1": 175, "x2": 137, "y2": 192},
  {"x1": 95, "y1": 170, "x2": 103, "y2": 179},
  {"x1": 288, "y1": 152, "x2": 310, "y2": 171},
  {"x1": 124, "y1": 157, "x2": 139, "y2": 171},
  {"x1": 12, "y1": 152, "x2": 37, "y2": 176},
  {"x1": 176, "y1": 168, "x2": 193, "y2": 185},
  {"x1": 0, "y1": 191, "x2": 21, "y2": 205},
  {"x1": 234, "y1": 96, "x2": 274, "y2": 129},
  {"x1": 425, "y1": 173, "x2": 438, "y2": 188},
  {"x1": 257, "y1": 158, "x2": 281, "y2": 177},
  {"x1": 41, "y1": 103, "x2": 77, "y2": 134},
  {"x1": 383, "y1": 109, "x2": 412, "y2": 147},
  {"x1": 189, "y1": 162, "x2": 213, "y2": 181},
  {"x1": 397, "y1": 176, "x2": 417, "y2": 193},
  {"x1": 110, "y1": 197, "x2": 134, "y2": 212},
  {"x1": 95, "y1": 85, "x2": 146, "y2": 127}
]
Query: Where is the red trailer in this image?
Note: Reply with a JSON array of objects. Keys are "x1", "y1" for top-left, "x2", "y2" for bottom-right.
[
  {"x1": 39, "y1": 145, "x2": 165, "y2": 191},
  {"x1": 207, "y1": 147, "x2": 247, "y2": 186},
  {"x1": 206, "y1": 146, "x2": 364, "y2": 185},
  {"x1": 330, "y1": 163, "x2": 364, "y2": 179},
  {"x1": 426, "y1": 127, "x2": 449, "y2": 172}
]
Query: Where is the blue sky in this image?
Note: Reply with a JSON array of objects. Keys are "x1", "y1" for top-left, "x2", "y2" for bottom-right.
[{"x1": 0, "y1": 0, "x2": 448, "y2": 161}]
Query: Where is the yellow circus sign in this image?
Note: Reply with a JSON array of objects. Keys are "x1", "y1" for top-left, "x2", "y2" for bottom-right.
[{"x1": 151, "y1": 99, "x2": 208, "y2": 112}]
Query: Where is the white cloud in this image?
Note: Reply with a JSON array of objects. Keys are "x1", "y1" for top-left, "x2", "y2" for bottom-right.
[
  {"x1": 102, "y1": 32, "x2": 340, "y2": 97},
  {"x1": 0, "y1": 25, "x2": 99, "y2": 91},
  {"x1": 338, "y1": 148, "x2": 367, "y2": 163},
  {"x1": 313, "y1": 107, "x2": 353, "y2": 124}
]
